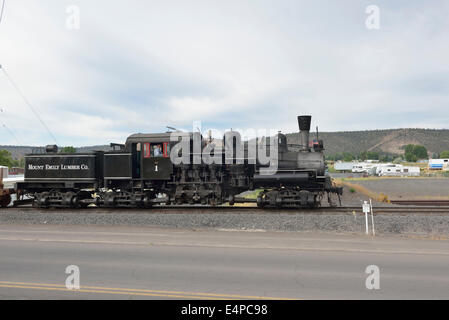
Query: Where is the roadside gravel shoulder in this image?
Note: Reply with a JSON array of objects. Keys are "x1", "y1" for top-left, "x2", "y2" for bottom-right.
[{"x1": 2, "y1": 208, "x2": 449, "y2": 237}]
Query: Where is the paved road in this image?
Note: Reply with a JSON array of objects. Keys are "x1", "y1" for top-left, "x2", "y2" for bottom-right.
[{"x1": 0, "y1": 224, "x2": 449, "y2": 299}]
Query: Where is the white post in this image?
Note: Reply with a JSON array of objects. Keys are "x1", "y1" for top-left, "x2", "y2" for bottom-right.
[
  {"x1": 363, "y1": 201, "x2": 370, "y2": 235},
  {"x1": 365, "y1": 212, "x2": 369, "y2": 235},
  {"x1": 370, "y1": 199, "x2": 375, "y2": 236}
]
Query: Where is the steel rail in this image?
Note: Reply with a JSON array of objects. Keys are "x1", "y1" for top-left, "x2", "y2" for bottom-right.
[{"x1": 3, "y1": 205, "x2": 449, "y2": 214}]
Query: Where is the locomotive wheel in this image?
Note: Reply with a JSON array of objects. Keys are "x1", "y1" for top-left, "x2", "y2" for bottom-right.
[
  {"x1": 311, "y1": 195, "x2": 321, "y2": 208},
  {"x1": 35, "y1": 192, "x2": 50, "y2": 208},
  {"x1": 131, "y1": 194, "x2": 144, "y2": 207},
  {"x1": 143, "y1": 196, "x2": 153, "y2": 208},
  {"x1": 103, "y1": 193, "x2": 116, "y2": 207},
  {"x1": 0, "y1": 194, "x2": 11, "y2": 208},
  {"x1": 62, "y1": 192, "x2": 77, "y2": 208},
  {"x1": 76, "y1": 191, "x2": 92, "y2": 208},
  {"x1": 256, "y1": 195, "x2": 264, "y2": 208}
]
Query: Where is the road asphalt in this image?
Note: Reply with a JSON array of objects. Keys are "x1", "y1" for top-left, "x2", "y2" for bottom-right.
[{"x1": 0, "y1": 224, "x2": 449, "y2": 299}]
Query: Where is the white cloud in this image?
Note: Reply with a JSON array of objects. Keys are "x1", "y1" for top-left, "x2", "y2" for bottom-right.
[{"x1": 0, "y1": 0, "x2": 448, "y2": 146}]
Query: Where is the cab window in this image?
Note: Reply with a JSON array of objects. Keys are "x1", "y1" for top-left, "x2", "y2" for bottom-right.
[
  {"x1": 151, "y1": 144, "x2": 163, "y2": 157},
  {"x1": 143, "y1": 142, "x2": 170, "y2": 158}
]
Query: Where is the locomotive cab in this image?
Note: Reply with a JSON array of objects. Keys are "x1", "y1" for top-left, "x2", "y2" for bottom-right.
[{"x1": 125, "y1": 133, "x2": 173, "y2": 180}]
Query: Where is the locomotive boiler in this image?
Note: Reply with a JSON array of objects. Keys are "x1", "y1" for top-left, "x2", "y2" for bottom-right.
[{"x1": 14, "y1": 115, "x2": 342, "y2": 209}]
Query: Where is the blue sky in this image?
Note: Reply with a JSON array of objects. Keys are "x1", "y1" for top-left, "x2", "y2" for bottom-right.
[{"x1": 0, "y1": 0, "x2": 448, "y2": 146}]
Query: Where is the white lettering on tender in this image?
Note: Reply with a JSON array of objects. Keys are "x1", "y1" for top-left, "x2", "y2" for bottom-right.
[
  {"x1": 61, "y1": 165, "x2": 81, "y2": 170},
  {"x1": 27, "y1": 163, "x2": 90, "y2": 171},
  {"x1": 28, "y1": 164, "x2": 44, "y2": 170}
]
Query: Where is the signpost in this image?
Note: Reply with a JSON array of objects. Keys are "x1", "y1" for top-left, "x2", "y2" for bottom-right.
[
  {"x1": 362, "y1": 200, "x2": 376, "y2": 236},
  {"x1": 363, "y1": 201, "x2": 370, "y2": 235}
]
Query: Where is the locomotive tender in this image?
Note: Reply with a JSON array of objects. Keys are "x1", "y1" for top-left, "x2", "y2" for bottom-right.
[{"x1": 15, "y1": 115, "x2": 342, "y2": 208}]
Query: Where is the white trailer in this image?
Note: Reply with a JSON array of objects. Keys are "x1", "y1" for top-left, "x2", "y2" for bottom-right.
[
  {"x1": 352, "y1": 164, "x2": 365, "y2": 173},
  {"x1": 351, "y1": 162, "x2": 376, "y2": 173},
  {"x1": 373, "y1": 163, "x2": 397, "y2": 176},
  {"x1": 379, "y1": 165, "x2": 420, "y2": 176},
  {"x1": 334, "y1": 161, "x2": 355, "y2": 172},
  {"x1": 428, "y1": 159, "x2": 449, "y2": 171}
]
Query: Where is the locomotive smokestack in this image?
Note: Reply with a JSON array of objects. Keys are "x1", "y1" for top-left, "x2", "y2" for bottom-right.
[{"x1": 298, "y1": 115, "x2": 311, "y2": 151}]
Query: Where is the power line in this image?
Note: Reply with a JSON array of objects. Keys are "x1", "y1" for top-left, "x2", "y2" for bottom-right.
[
  {"x1": 0, "y1": 0, "x2": 5, "y2": 26},
  {"x1": 0, "y1": 65, "x2": 58, "y2": 144},
  {"x1": 0, "y1": 108, "x2": 21, "y2": 144},
  {"x1": 0, "y1": 120, "x2": 20, "y2": 144}
]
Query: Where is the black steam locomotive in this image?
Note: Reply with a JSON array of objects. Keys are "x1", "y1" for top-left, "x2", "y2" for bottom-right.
[{"x1": 15, "y1": 115, "x2": 342, "y2": 208}]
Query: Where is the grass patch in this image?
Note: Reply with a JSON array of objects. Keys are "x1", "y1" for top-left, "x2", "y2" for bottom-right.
[{"x1": 333, "y1": 178, "x2": 390, "y2": 203}]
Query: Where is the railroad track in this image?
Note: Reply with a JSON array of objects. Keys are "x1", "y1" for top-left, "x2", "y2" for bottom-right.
[
  {"x1": 390, "y1": 200, "x2": 449, "y2": 206},
  {"x1": 3, "y1": 205, "x2": 449, "y2": 214}
]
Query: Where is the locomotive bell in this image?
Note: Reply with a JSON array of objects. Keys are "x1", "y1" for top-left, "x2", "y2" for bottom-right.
[{"x1": 298, "y1": 115, "x2": 311, "y2": 152}]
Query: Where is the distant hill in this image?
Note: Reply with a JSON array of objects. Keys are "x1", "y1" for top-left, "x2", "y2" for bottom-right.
[
  {"x1": 287, "y1": 128, "x2": 449, "y2": 156},
  {"x1": 2, "y1": 128, "x2": 449, "y2": 159}
]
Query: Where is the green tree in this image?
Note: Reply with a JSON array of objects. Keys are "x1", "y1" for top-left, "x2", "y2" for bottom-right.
[
  {"x1": 61, "y1": 146, "x2": 76, "y2": 153},
  {"x1": 404, "y1": 144, "x2": 428, "y2": 162},
  {"x1": 342, "y1": 152, "x2": 354, "y2": 162},
  {"x1": 359, "y1": 151, "x2": 380, "y2": 161},
  {"x1": 393, "y1": 157, "x2": 403, "y2": 164},
  {"x1": 0, "y1": 150, "x2": 15, "y2": 167},
  {"x1": 405, "y1": 153, "x2": 417, "y2": 162},
  {"x1": 440, "y1": 151, "x2": 449, "y2": 158},
  {"x1": 380, "y1": 154, "x2": 394, "y2": 162},
  {"x1": 413, "y1": 145, "x2": 428, "y2": 159}
]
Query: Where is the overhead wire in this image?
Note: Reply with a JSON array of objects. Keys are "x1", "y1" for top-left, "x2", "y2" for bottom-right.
[
  {"x1": 0, "y1": 0, "x2": 5, "y2": 26},
  {"x1": 0, "y1": 1, "x2": 20, "y2": 144},
  {"x1": 0, "y1": 108, "x2": 20, "y2": 144},
  {"x1": 0, "y1": 65, "x2": 58, "y2": 144},
  {"x1": 0, "y1": 1, "x2": 57, "y2": 145},
  {"x1": 0, "y1": 120, "x2": 20, "y2": 144}
]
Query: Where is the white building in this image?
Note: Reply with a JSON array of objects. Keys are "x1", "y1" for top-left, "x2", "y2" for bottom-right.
[{"x1": 0, "y1": 166, "x2": 8, "y2": 179}]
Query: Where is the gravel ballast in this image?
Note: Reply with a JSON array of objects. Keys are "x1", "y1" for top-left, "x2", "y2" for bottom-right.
[{"x1": 2, "y1": 209, "x2": 449, "y2": 236}]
